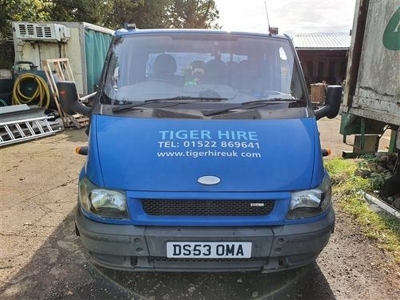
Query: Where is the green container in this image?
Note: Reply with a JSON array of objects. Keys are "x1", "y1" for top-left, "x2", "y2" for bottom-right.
[
  {"x1": 0, "y1": 78, "x2": 13, "y2": 106},
  {"x1": 0, "y1": 78, "x2": 13, "y2": 94}
]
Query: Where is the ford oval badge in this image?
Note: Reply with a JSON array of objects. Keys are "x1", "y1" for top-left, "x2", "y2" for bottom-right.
[{"x1": 198, "y1": 175, "x2": 221, "y2": 185}]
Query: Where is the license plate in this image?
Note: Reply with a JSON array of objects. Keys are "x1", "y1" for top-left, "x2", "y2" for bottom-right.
[{"x1": 166, "y1": 242, "x2": 252, "y2": 258}]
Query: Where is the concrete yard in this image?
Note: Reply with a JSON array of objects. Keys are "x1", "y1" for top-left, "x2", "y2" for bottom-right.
[{"x1": 0, "y1": 116, "x2": 398, "y2": 300}]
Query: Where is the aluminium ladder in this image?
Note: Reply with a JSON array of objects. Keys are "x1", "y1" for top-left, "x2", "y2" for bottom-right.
[{"x1": 0, "y1": 105, "x2": 62, "y2": 147}]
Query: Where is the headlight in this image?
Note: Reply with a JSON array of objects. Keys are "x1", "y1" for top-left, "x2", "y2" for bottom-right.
[
  {"x1": 287, "y1": 175, "x2": 332, "y2": 219},
  {"x1": 78, "y1": 177, "x2": 128, "y2": 218}
]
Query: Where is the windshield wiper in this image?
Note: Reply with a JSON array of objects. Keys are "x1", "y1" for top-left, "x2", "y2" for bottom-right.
[
  {"x1": 111, "y1": 96, "x2": 228, "y2": 113},
  {"x1": 202, "y1": 98, "x2": 302, "y2": 117},
  {"x1": 144, "y1": 96, "x2": 228, "y2": 102}
]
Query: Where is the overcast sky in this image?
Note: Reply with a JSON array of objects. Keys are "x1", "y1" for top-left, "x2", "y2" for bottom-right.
[{"x1": 214, "y1": 0, "x2": 356, "y2": 35}]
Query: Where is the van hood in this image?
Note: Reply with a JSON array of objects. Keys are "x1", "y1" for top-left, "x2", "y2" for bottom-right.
[{"x1": 86, "y1": 115, "x2": 323, "y2": 192}]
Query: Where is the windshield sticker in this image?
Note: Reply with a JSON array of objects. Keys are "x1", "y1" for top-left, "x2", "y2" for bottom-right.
[{"x1": 156, "y1": 130, "x2": 262, "y2": 159}]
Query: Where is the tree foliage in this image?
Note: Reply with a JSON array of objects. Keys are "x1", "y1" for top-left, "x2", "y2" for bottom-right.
[
  {"x1": 107, "y1": 0, "x2": 220, "y2": 29},
  {"x1": 1, "y1": 0, "x2": 219, "y2": 32},
  {"x1": 50, "y1": 0, "x2": 128, "y2": 26},
  {"x1": 167, "y1": 0, "x2": 220, "y2": 29},
  {"x1": 0, "y1": 0, "x2": 219, "y2": 67},
  {"x1": 0, "y1": 0, "x2": 51, "y2": 40},
  {"x1": 121, "y1": 0, "x2": 221, "y2": 29},
  {"x1": 110, "y1": 0, "x2": 172, "y2": 29}
]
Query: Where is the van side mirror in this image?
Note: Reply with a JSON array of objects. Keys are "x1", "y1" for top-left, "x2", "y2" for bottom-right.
[
  {"x1": 57, "y1": 81, "x2": 91, "y2": 117},
  {"x1": 314, "y1": 85, "x2": 342, "y2": 120}
]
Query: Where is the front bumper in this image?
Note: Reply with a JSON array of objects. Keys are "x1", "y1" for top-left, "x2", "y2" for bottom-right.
[{"x1": 75, "y1": 207, "x2": 335, "y2": 273}]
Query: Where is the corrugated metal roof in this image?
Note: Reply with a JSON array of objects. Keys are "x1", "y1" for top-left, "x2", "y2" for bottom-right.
[{"x1": 293, "y1": 34, "x2": 351, "y2": 50}]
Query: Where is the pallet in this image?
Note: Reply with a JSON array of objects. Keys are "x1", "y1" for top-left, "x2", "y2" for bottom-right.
[{"x1": 42, "y1": 58, "x2": 89, "y2": 129}]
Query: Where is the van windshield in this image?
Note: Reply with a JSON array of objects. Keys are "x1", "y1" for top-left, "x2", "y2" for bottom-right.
[{"x1": 102, "y1": 32, "x2": 306, "y2": 106}]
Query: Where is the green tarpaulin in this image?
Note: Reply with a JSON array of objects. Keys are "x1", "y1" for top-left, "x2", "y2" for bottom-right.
[{"x1": 85, "y1": 29, "x2": 113, "y2": 94}]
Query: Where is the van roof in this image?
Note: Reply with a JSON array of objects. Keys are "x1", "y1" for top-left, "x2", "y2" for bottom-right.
[{"x1": 114, "y1": 28, "x2": 289, "y2": 40}]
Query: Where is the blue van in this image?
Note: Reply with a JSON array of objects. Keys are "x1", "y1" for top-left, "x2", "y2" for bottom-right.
[{"x1": 58, "y1": 28, "x2": 341, "y2": 272}]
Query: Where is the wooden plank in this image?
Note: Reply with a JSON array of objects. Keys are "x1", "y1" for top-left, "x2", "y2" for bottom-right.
[{"x1": 42, "y1": 58, "x2": 88, "y2": 129}]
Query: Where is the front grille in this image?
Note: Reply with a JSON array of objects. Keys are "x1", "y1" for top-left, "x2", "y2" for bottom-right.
[{"x1": 142, "y1": 199, "x2": 275, "y2": 216}]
